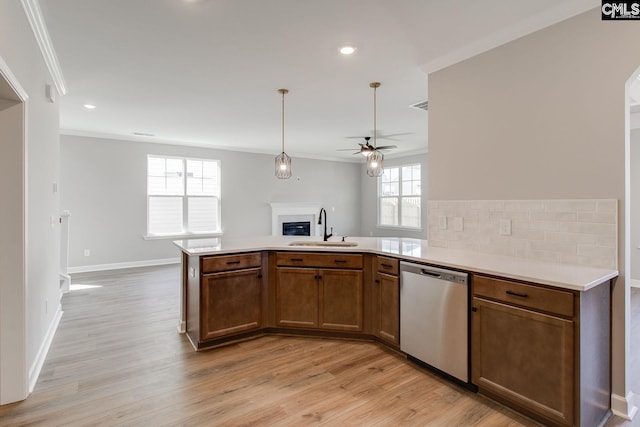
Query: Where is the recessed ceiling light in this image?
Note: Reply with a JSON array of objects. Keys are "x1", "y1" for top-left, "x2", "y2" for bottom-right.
[
  {"x1": 339, "y1": 46, "x2": 356, "y2": 55},
  {"x1": 83, "y1": 104, "x2": 96, "y2": 110}
]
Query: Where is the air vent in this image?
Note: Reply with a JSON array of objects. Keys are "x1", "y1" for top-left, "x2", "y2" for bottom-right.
[{"x1": 409, "y1": 100, "x2": 428, "y2": 111}]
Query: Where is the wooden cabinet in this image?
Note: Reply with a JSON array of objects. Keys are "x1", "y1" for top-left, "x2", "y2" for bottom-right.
[
  {"x1": 201, "y1": 268, "x2": 262, "y2": 341},
  {"x1": 373, "y1": 256, "x2": 399, "y2": 345},
  {"x1": 187, "y1": 252, "x2": 264, "y2": 346},
  {"x1": 471, "y1": 275, "x2": 610, "y2": 427},
  {"x1": 319, "y1": 269, "x2": 363, "y2": 331},
  {"x1": 275, "y1": 252, "x2": 364, "y2": 332},
  {"x1": 275, "y1": 267, "x2": 318, "y2": 328}
]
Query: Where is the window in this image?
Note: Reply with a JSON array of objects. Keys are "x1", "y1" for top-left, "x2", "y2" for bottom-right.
[
  {"x1": 147, "y1": 156, "x2": 221, "y2": 236},
  {"x1": 378, "y1": 164, "x2": 421, "y2": 228}
]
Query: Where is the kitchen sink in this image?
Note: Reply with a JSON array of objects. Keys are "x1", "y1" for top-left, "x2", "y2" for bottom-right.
[{"x1": 288, "y1": 241, "x2": 358, "y2": 247}]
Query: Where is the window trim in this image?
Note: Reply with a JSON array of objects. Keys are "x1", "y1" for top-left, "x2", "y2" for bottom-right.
[
  {"x1": 146, "y1": 155, "x2": 222, "y2": 238},
  {"x1": 377, "y1": 163, "x2": 422, "y2": 230}
]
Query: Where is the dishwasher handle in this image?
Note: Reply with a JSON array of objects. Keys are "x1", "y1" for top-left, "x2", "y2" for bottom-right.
[
  {"x1": 420, "y1": 269, "x2": 443, "y2": 278},
  {"x1": 400, "y1": 261, "x2": 468, "y2": 285}
]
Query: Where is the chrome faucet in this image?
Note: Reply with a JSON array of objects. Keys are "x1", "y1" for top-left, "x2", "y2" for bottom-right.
[{"x1": 318, "y1": 208, "x2": 333, "y2": 242}]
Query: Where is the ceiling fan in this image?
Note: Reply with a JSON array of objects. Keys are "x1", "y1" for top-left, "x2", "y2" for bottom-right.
[{"x1": 337, "y1": 136, "x2": 398, "y2": 157}]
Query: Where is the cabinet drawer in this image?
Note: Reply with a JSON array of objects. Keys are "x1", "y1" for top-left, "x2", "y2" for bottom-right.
[
  {"x1": 202, "y1": 253, "x2": 261, "y2": 273},
  {"x1": 473, "y1": 275, "x2": 574, "y2": 318},
  {"x1": 276, "y1": 252, "x2": 363, "y2": 269},
  {"x1": 376, "y1": 256, "x2": 399, "y2": 276}
]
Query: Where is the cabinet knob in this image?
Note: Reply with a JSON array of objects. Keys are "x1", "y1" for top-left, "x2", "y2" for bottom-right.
[{"x1": 375, "y1": 279, "x2": 380, "y2": 284}]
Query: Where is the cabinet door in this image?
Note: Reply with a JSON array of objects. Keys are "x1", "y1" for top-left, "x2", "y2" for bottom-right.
[
  {"x1": 276, "y1": 268, "x2": 319, "y2": 328},
  {"x1": 472, "y1": 297, "x2": 574, "y2": 426},
  {"x1": 319, "y1": 269, "x2": 363, "y2": 331},
  {"x1": 376, "y1": 272, "x2": 399, "y2": 345},
  {"x1": 201, "y1": 268, "x2": 262, "y2": 341}
]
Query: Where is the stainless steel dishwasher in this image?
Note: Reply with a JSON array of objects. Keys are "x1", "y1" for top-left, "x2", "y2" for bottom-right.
[{"x1": 400, "y1": 261, "x2": 469, "y2": 382}]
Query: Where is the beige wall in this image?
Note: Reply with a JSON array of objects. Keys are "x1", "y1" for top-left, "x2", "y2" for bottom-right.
[
  {"x1": 428, "y1": 8, "x2": 640, "y2": 406},
  {"x1": 0, "y1": 0, "x2": 62, "y2": 400},
  {"x1": 0, "y1": 100, "x2": 25, "y2": 403}
]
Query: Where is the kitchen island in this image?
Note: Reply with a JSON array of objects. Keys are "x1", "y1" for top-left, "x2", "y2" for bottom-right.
[{"x1": 174, "y1": 235, "x2": 617, "y2": 427}]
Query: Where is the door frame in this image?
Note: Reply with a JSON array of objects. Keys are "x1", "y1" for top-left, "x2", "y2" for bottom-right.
[{"x1": 0, "y1": 54, "x2": 29, "y2": 405}]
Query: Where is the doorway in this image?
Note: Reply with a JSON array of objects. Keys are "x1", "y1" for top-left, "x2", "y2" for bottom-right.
[
  {"x1": 626, "y1": 66, "x2": 640, "y2": 418},
  {"x1": 0, "y1": 57, "x2": 28, "y2": 404}
]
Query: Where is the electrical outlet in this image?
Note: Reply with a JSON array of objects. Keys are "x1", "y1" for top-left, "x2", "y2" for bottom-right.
[
  {"x1": 499, "y1": 219, "x2": 512, "y2": 236},
  {"x1": 438, "y1": 216, "x2": 448, "y2": 230},
  {"x1": 84, "y1": 249, "x2": 91, "y2": 257},
  {"x1": 453, "y1": 217, "x2": 464, "y2": 232}
]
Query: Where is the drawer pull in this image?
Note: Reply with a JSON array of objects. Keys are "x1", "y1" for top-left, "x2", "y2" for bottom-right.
[
  {"x1": 381, "y1": 263, "x2": 394, "y2": 268},
  {"x1": 226, "y1": 260, "x2": 241, "y2": 265},
  {"x1": 506, "y1": 290, "x2": 528, "y2": 298},
  {"x1": 290, "y1": 258, "x2": 303, "y2": 262},
  {"x1": 334, "y1": 259, "x2": 347, "y2": 263}
]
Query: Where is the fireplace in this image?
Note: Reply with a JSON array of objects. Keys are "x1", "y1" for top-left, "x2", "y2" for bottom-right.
[
  {"x1": 270, "y1": 202, "x2": 321, "y2": 237},
  {"x1": 282, "y1": 221, "x2": 311, "y2": 236}
]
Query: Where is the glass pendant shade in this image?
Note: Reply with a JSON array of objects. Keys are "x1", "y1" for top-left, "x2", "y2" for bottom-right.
[
  {"x1": 366, "y1": 150, "x2": 384, "y2": 177},
  {"x1": 366, "y1": 81, "x2": 384, "y2": 177},
  {"x1": 275, "y1": 151, "x2": 292, "y2": 179}
]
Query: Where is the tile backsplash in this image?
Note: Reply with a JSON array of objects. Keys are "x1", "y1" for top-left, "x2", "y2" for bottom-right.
[{"x1": 427, "y1": 199, "x2": 618, "y2": 269}]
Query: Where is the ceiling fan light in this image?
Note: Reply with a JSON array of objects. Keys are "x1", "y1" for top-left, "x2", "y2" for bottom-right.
[{"x1": 366, "y1": 150, "x2": 384, "y2": 177}]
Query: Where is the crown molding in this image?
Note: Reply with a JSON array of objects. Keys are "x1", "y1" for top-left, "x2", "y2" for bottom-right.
[
  {"x1": 420, "y1": 1, "x2": 598, "y2": 74},
  {"x1": 20, "y1": 0, "x2": 66, "y2": 95}
]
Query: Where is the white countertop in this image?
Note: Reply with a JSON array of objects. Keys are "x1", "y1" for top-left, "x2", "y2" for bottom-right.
[{"x1": 173, "y1": 236, "x2": 618, "y2": 292}]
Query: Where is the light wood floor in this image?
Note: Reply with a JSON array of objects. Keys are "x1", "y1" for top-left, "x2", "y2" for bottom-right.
[{"x1": 5, "y1": 264, "x2": 621, "y2": 426}]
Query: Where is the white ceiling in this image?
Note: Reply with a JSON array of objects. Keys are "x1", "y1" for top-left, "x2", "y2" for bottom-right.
[{"x1": 39, "y1": 0, "x2": 598, "y2": 161}]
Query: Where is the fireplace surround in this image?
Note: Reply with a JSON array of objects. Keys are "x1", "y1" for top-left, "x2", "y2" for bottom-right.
[{"x1": 270, "y1": 202, "x2": 321, "y2": 237}]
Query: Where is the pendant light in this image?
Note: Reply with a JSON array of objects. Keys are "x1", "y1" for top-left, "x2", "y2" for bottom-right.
[
  {"x1": 275, "y1": 88, "x2": 292, "y2": 179},
  {"x1": 366, "y1": 82, "x2": 384, "y2": 177}
]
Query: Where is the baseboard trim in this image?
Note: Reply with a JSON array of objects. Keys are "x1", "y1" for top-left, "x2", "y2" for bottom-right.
[
  {"x1": 631, "y1": 279, "x2": 640, "y2": 288},
  {"x1": 611, "y1": 392, "x2": 638, "y2": 420},
  {"x1": 177, "y1": 320, "x2": 186, "y2": 334},
  {"x1": 29, "y1": 304, "x2": 63, "y2": 393},
  {"x1": 68, "y1": 258, "x2": 180, "y2": 274}
]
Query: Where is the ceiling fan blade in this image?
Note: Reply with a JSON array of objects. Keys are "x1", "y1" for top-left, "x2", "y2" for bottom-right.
[{"x1": 375, "y1": 145, "x2": 398, "y2": 150}]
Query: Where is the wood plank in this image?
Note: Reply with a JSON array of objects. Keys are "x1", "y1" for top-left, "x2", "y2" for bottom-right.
[{"x1": 0, "y1": 265, "x2": 539, "y2": 426}]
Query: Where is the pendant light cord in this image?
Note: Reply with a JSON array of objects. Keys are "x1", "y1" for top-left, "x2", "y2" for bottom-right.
[
  {"x1": 373, "y1": 85, "x2": 377, "y2": 149},
  {"x1": 281, "y1": 90, "x2": 285, "y2": 153},
  {"x1": 278, "y1": 88, "x2": 288, "y2": 154},
  {"x1": 369, "y1": 82, "x2": 380, "y2": 148}
]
